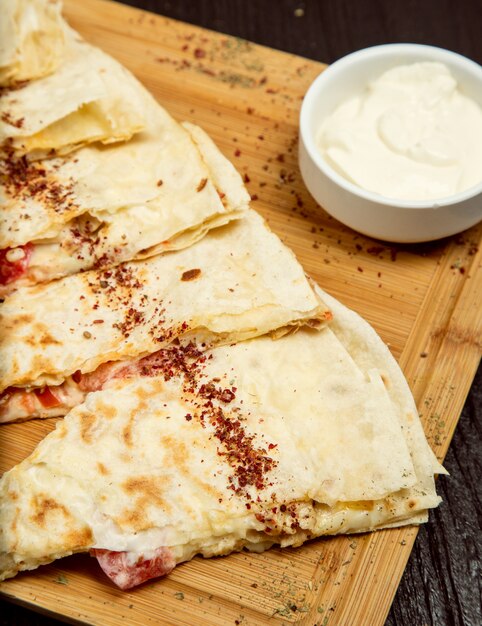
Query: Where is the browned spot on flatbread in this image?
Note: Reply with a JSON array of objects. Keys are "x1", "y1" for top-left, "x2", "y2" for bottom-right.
[
  {"x1": 30, "y1": 354, "x2": 55, "y2": 374},
  {"x1": 38, "y1": 332, "x2": 62, "y2": 346},
  {"x1": 122, "y1": 400, "x2": 148, "y2": 447},
  {"x1": 16, "y1": 313, "x2": 33, "y2": 324},
  {"x1": 123, "y1": 421, "x2": 133, "y2": 448},
  {"x1": 9, "y1": 358, "x2": 20, "y2": 377},
  {"x1": 30, "y1": 496, "x2": 72, "y2": 528},
  {"x1": 63, "y1": 526, "x2": 93, "y2": 549},
  {"x1": 408, "y1": 499, "x2": 417, "y2": 509},
  {"x1": 122, "y1": 476, "x2": 168, "y2": 505},
  {"x1": 7, "y1": 490, "x2": 18, "y2": 501},
  {"x1": 144, "y1": 378, "x2": 165, "y2": 396},
  {"x1": 134, "y1": 385, "x2": 152, "y2": 401},
  {"x1": 181, "y1": 268, "x2": 201, "y2": 281},
  {"x1": 160, "y1": 436, "x2": 190, "y2": 471},
  {"x1": 10, "y1": 508, "x2": 19, "y2": 551},
  {"x1": 159, "y1": 435, "x2": 222, "y2": 506},
  {"x1": 56, "y1": 422, "x2": 68, "y2": 438},
  {"x1": 97, "y1": 462, "x2": 109, "y2": 476},
  {"x1": 1, "y1": 313, "x2": 33, "y2": 330},
  {"x1": 380, "y1": 373, "x2": 391, "y2": 389},
  {"x1": 118, "y1": 476, "x2": 171, "y2": 530},
  {"x1": 118, "y1": 508, "x2": 156, "y2": 532},
  {"x1": 95, "y1": 399, "x2": 117, "y2": 420},
  {"x1": 190, "y1": 474, "x2": 225, "y2": 505},
  {"x1": 80, "y1": 411, "x2": 97, "y2": 444}
]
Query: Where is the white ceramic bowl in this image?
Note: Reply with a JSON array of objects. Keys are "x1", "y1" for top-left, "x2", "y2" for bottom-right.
[{"x1": 299, "y1": 44, "x2": 482, "y2": 243}]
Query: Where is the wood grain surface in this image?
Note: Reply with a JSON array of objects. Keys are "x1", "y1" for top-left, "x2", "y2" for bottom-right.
[{"x1": 1, "y1": 1, "x2": 481, "y2": 625}]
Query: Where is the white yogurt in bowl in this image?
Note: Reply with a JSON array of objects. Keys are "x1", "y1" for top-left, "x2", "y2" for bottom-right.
[
  {"x1": 317, "y1": 62, "x2": 482, "y2": 201},
  {"x1": 299, "y1": 44, "x2": 482, "y2": 243}
]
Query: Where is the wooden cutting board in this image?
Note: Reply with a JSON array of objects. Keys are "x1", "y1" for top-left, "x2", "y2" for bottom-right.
[{"x1": 1, "y1": 1, "x2": 481, "y2": 624}]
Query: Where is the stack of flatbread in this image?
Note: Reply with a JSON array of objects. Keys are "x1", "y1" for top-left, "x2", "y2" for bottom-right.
[{"x1": 0, "y1": 0, "x2": 444, "y2": 590}]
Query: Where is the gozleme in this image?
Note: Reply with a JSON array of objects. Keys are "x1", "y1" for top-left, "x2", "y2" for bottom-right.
[
  {"x1": 0, "y1": 211, "x2": 330, "y2": 422},
  {"x1": 0, "y1": 116, "x2": 249, "y2": 296},
  {"x1": 0, "y1": 0, "x2": 65, "y2": 86},
  {"x1": 0, "y1": 292, "x2": 443, "y2": 588}
]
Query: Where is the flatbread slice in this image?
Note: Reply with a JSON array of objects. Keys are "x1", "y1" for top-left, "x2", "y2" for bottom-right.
[
  {"x1": 0, "y1": 0, "x2": 65, "y2": 86},
  {"x1": 314, "y1": 285, "x2": 447, "y2": 513},
  {"x1": 0, "y1": 29, "x2": 147, "y2": 158},
  {"x1": 0, "y1": 323, "x2": 442, "y2": 587},
  {"x1": 0, "y1": 116, "x2": 249, "y2": 295},
  {"x1": 0, "y1": 210, "x2": 331, "y2": 421}
]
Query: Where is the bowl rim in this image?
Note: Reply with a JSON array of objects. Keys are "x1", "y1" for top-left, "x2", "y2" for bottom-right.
[{"x1": 300, "y1": 43, "x2": 482, "y2": 210}]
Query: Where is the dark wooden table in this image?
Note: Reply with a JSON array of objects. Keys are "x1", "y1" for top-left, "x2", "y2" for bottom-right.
[{"x1": 2, "y1": 1, "x2": 480, "y2": 624}]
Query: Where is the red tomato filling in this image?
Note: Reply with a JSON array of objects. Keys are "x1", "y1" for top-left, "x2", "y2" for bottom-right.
[
  {"x1": 1, "y1": 348, "x2": 181, "y2": 418},
  {"x1": 73, "y1": 361, "x2": 137, "y2": 392},
  {"x1": 91, "y1": 547, "x2": 176, "y2": 589},
  {"x1": 0, "y1": 243, "x2": 33, "y2": 286},
  {"x1": 33, "y1": 386, "x2": 61, "y2": 408}
]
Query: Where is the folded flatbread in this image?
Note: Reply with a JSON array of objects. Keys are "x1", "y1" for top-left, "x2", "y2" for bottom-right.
[
  {"x1": 0, "y1": 29, "x2": 147, "y2": 157},
  {"x1": 0, "y1": 211, "x2": 330, "y2": 421},
  {"x1": 0, "y1": 116, "x2": 249, "y2": 295},
  {"x1": 314, "y1": 285, "x2": 446, "y2": 519},
  {"x1": 0, "y1": 0, "x2": 65, "y2": 86},
  {"x1": 0, "y1": 295, "x2": 443, "y2": 587}
]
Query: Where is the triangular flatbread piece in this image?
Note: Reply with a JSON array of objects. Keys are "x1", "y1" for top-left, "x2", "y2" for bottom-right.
[
  {"x1": 0, "y1": 0, "x2": 65, "y2": 86},
  {"x1": 0, "y1": 116, "x2": 249, "y2": 294},
  {"x1": 0, "y1": 211, "x2": 331, "y2": 422},
  {"x1": 0, "y1": 320, "x2": 442, "y2": 587},
  {"x1": 0, "y1": 30, "x2": 147, "y2": 157}
]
